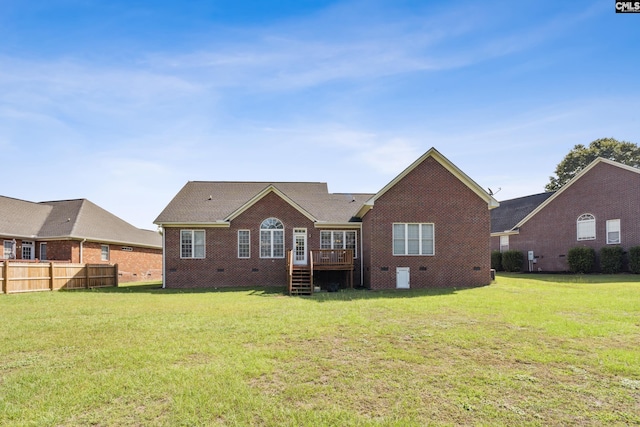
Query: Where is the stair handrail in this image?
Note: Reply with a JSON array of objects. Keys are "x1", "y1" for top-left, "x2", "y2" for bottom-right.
[
  {"x1": 287, "y1": 250, "x2": 293, "y2": 294},
  {"x1": 309, "y1": 250, "x2": 314, "y2": 294}
]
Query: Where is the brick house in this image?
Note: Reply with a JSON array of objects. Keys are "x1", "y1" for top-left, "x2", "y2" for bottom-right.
[
  {"x1": 155, "y1": 148, "x2": 499, "y2": 292},
  {"x1": 0, "y1": 196, "x2": 162, "y2": 282},
  {"x1": 490, "y1": 158, "x2": 640, "y2": 272}
]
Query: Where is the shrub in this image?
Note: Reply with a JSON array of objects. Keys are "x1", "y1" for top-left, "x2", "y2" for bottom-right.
[
  {"x1": 629, "y1": 246, "x2": 640, "y2": 274},
  {"x1": 599, "y1": 246, "x2": 624, "y2": 274},
  {"x1": 501, "y1": 250, "x2": 523, "y2": 272},
  {"x1": 491, "y1": 251, "x2": 503, "y2": 271},
  {"x1": 567, "y1": 246, "x2": 596, "y2": 274}
]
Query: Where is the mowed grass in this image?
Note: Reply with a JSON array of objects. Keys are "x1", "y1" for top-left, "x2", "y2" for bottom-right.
[{"x1": 1, "y1": 275, "x2": 639, "y2": 426}]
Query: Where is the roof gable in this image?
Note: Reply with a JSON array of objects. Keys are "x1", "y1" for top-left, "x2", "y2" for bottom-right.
[
  {"x1": 490, "y1": 192, "x2": 554, "y2": 234},
  {"x1": 226, "y1": 185, "x2": 318, "y2": 222},
  {"x1": 356, "y1": 147, "x2": 498, "y2": 217},
  {"x1": 512, "y1": 157, "x2": 640, "y2": 230}
]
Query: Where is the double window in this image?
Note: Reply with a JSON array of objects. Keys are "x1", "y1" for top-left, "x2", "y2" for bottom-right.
[
  {"x1": 320, "y1": 230, "x2": 357, "y2": 257},
  {"x1": 181, "y1": 230, "x2": 205, "y2": 259},
  {"x1": 393, "y1": 223, "x2": 434, "y2": 256},
  {"x1": 260, "y1": 218, "x2": 284, "y2": 258}
]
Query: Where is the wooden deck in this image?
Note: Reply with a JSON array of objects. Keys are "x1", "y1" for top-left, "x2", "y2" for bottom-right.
[{"x1": 287, "y1": 249, "x2": 354, "y2": 295}]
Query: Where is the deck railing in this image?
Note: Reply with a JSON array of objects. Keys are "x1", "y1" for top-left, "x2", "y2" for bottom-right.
[{"x1": 310, "y1": 249, "x2": 354, "y2": 269}]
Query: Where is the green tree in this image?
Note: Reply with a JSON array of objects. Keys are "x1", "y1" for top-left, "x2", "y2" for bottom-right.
[{"x1": 546, "y1": 138, "x2": 640, "y2": 191}]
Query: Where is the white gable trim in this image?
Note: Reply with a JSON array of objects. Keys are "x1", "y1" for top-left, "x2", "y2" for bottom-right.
[
  {"x1": 490, "y1": 230, "x2": 520, "y2": 238},
  {"x1": 356, "y1": 147, "x2": 498, "y2": 218},
  {"x1": 225, "y1": 185, "x2": 318, "y2": 223},
  {"x1": 512, "y1": 157, "x2": 640, "y2": 230}
]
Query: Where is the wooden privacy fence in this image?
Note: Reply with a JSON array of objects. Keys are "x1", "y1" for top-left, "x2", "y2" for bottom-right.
[{"x1": 0, "y1": 261, "x2": 118, "y2": 294}]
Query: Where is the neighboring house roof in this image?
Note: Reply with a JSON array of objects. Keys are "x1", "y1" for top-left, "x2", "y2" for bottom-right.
[
  {"x1": 0, "y1": 196, "x2": 161, "y2": 248},
  {"x1": 154, "y1": 181, "x2": 374, "y2": 226},
  {"x1": 491, "y1": 157, "x2": 640, "y2": 235},
  {"x1": 0, "y1": 196, "x2": 52, "y2": 239},
  {"x1": 490, "y1": 192, "x2": 555, "y2": 234},
  {"x1": 155, "y1": 148, "x2": 499, "y2": 227}
]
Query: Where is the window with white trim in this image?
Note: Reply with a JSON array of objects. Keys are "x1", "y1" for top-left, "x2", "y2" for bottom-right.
[
  {"x1": 3, "y1": 241, "x2": 13, "y2": 259},
  {"x1": 260, "y1": 218, "x2": 284, "y2": 258},
  {"x1": 238, "y1": 230, "x2": 250, "y2": 258},
  {"x1": 577, "y1": 214, "x2": 596, "y2": 241},
  {"x1": 499, "y1": 235, "x2": 509, "y2": 252},
  {"x1": 319, "y1": 230, "x2": 357, "y2": 257},
  {"x1": 40, "y1": 243, "x2": 47, "y2": 261},
  {"x1": 101, "y1": 244, "x2": 110, "y2": 261},
  {"x1": 606, "y1": 219, "x2": 621, "y2": 244},
  {"x1": 393, "y1": 223, "x2": 434, "y2": 256},
  {"x1": 181, "y1": 230, "x2": 205, "y2": 259}
]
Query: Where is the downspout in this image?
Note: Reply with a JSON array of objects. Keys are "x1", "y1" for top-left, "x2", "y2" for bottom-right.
[
  {"x1": 359, "y1": 224, "x2": 364, "y2": 287},
  {"x1": 79, "y1": 239, "x2": 86, "y2": 263}
]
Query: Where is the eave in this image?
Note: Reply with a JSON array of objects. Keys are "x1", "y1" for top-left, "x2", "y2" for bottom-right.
[
  {"x1": 313, "y1": 222, "x2": 362, "y2": 229},
  {"x1": 155, "y1": 221, "x2": 231, "y2": 228}
]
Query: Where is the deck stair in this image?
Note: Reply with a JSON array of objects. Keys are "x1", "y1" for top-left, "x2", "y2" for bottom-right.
[{"x1": 290, "y1": 267, "x2": 312, "y2": 296}]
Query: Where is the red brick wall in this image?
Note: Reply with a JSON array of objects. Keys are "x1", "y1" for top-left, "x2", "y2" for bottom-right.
[
  {"x1": 495, "y1": 162, "x2": 640, "y2": 272},
  {"x1": 40, "y1": 241, "x2": 76, "y2": 262},
  {"x1": 1, "y1": 238, "x2": 161, "y2": 282},
  {"x1": 164, "y1": 191, "x2": 362, "y2": 289},
  {"x1": 362, "y1": 157, "x2": 492, "y2": 289},
  {"x1": 80, "y1": 242, "x2": 162, "y2": 282}
]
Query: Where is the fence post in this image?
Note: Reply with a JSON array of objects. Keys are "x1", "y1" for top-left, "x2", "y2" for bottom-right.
[
  {"x1": 2, "y1": 261, "x2": 7, "y2": 294},
  {"x1": 49, "y1": 262, "x2": 54, "y2": 291},
  {"x1": 114, "y1": 264, "x2": 119, "y2": 287},
  {"x1": 85, "y1": 264, "x2": 89, "y2": 289}
]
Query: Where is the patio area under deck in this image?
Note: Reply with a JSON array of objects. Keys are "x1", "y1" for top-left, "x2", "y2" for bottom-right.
[{"x1": 287, "y1": 249, "x2": 355, "y2": 295}]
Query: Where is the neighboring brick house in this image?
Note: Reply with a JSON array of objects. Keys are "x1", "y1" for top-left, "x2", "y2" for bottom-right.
[
  {"x1": 0, "y1": 196, "x2": 162, "y2": 282},
  {"x1": 155, "y1": 148, "x2": 499, "y2": 291},
  {"x1": 490, "y1": 158, "x2": 640, "y2": 272}
]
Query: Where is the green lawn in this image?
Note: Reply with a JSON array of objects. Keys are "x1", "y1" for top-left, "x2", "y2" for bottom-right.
[{"x1": 1, "y1": 274, "x2": 639, "y2": 426}]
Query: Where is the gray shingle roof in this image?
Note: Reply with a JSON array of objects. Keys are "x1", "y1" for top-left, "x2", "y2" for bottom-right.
[
  {"x1": 154, "y1": 181, "x2": 375, "y2": 225},
  {"x1": 0, "y1": 196, "x2": 52, "y2": 238},
  {"x1": 0, "y1": 196, "x2": 161, "y2": 248},
  {"x1": 490, "y1": 192, "x2": 555, "y2": 233}
]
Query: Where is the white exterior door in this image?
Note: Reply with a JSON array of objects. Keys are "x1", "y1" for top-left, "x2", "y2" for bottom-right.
[
  {"x1": 396, "y1": 267, "x2": 410, "y2": 289},
  {"x1": 22, "y1": 241, "x2": 35, "y2": 260},
  {"x1": 293, "y1": 228, "x2": 307, "y2": 266}
]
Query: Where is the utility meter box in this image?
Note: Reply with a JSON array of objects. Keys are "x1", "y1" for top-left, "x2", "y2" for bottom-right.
[{"x1": 528, "y1": 251, "x2": 535, "y2": 261}]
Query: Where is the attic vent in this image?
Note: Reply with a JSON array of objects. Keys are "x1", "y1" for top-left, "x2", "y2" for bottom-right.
[{"x1": 122, "y1": 247, "x2": 133, "y2": 252}]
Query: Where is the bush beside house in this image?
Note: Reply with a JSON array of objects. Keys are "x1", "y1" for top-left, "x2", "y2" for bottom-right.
[
  {"x1": 501, "y1": 250, "x2": 523, "y2": 272},
  {"x1": 599, "y1": 246, "x2": 624, "y2": 274},
  {"x1": 567, "y1": 247, "x2": 596, "y2": 274},
  {"x1": 629, "y1": 246, "x2": 640, "y2": 274},
  {"x1": 491, "y1": 251, "x2": 502, "y2": 271}
]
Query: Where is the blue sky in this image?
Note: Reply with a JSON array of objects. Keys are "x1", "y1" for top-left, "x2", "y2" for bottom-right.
[{"x1": 1, "y1": 0, "x2": 638, "y2": 229}]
